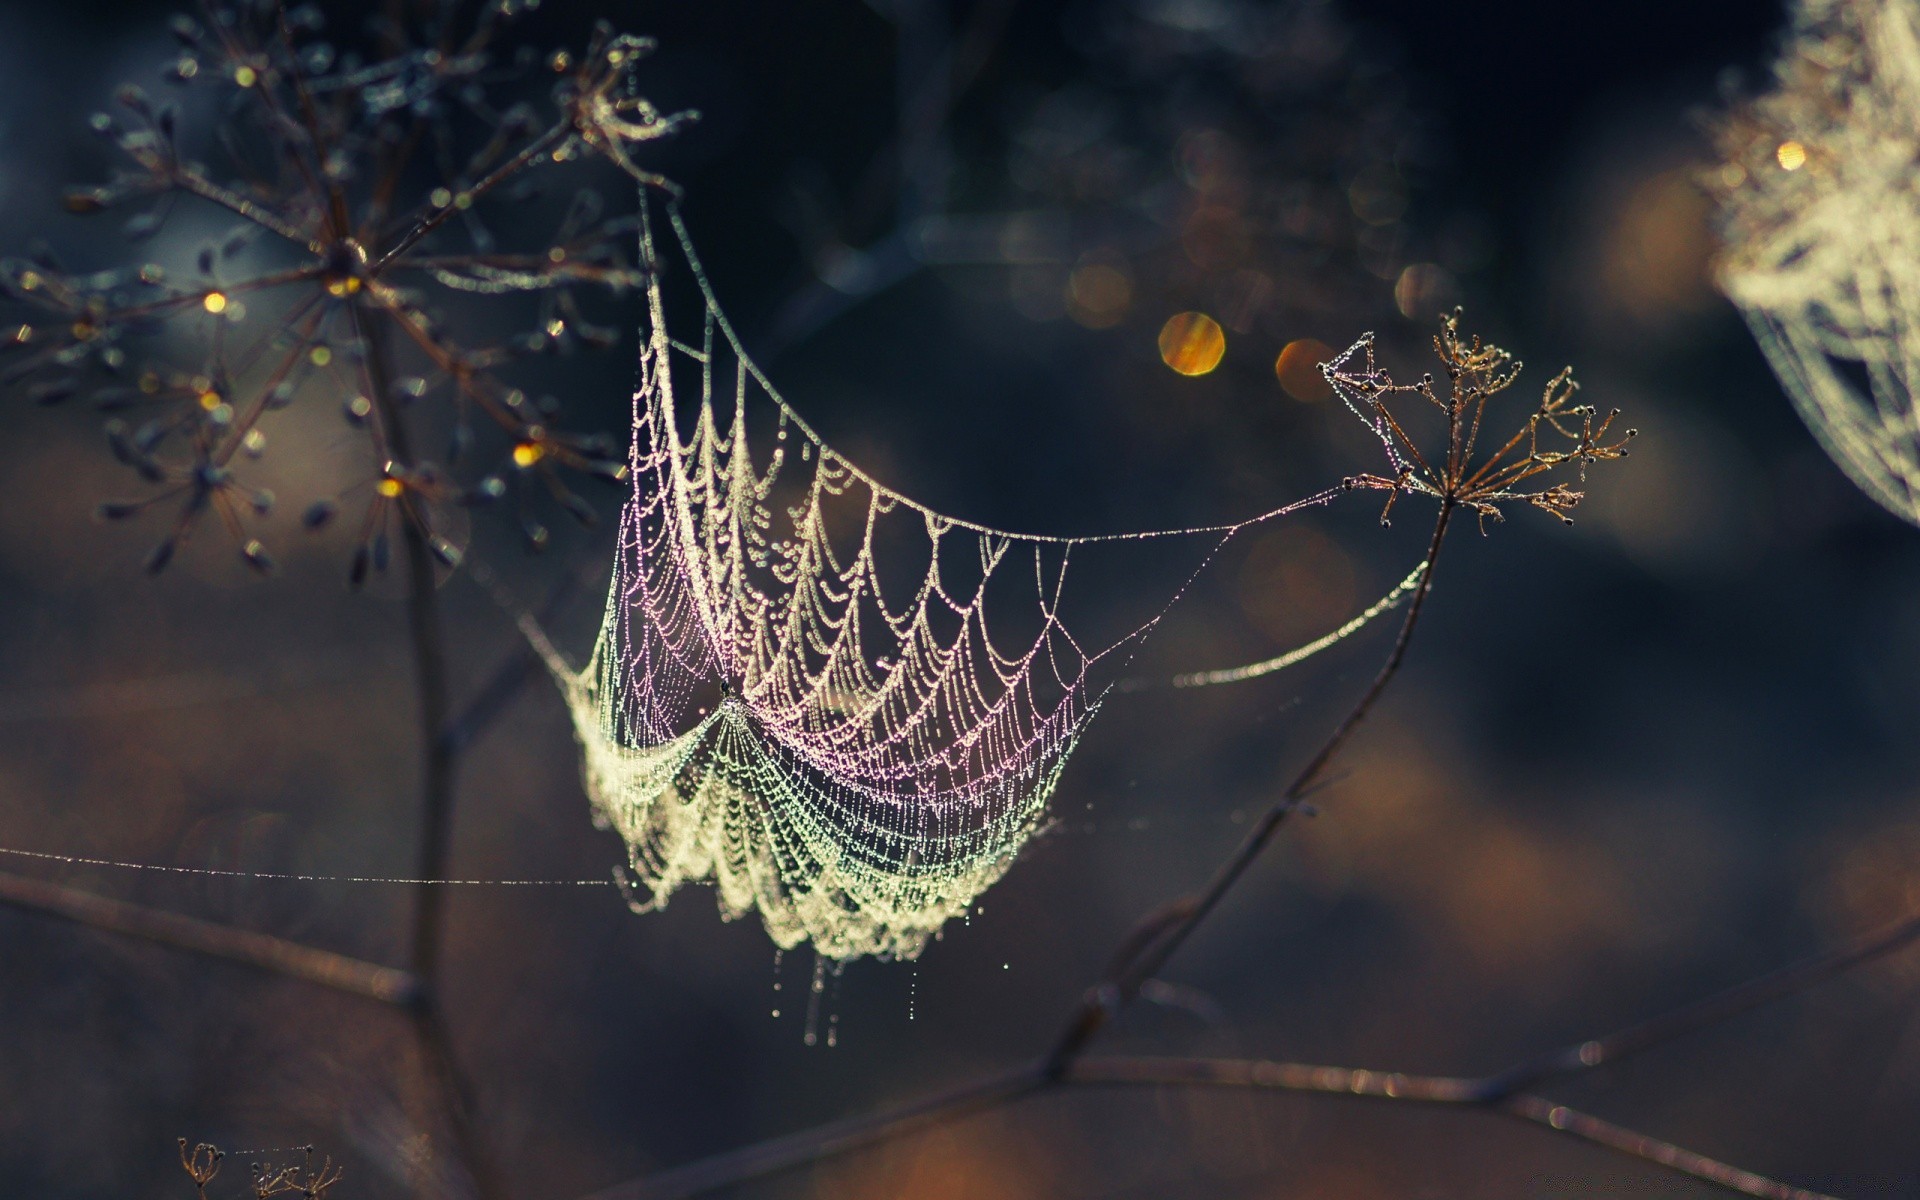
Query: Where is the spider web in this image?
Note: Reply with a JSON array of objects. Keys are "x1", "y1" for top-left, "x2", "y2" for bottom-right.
[
  {"x1": 1716, "y1": 0, "x2": 1920, "y2": 526},
  {"x1": 541, "y1": 201, "x2": 1402, "y2": 961}
]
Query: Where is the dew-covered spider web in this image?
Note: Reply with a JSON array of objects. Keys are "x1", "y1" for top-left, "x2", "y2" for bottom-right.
[
  {"x1": 538, "y1": 200, "x2": 1415, "y2": 961},
  {"x1": 1712, "y1": 0, "x2": 1920, "y2": 526}
]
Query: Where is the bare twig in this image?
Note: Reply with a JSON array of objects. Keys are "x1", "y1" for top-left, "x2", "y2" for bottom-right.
[
  {"x1": 568, "y1": 326, "x2": 1839, "y2": 1200},
  {"x1": 1069, "y1": 1058, "x2": 1837, "y2": 1200},
  {"x1": 575, "y1": 493, "x2": 1454, "y2": 1200},
  {"x1": 765, "y1": 0, "x2": 1018, "y2": 355},
  {"x1": 580, "y1": 1037, "x2": 1837, "y2": 1200},
  {"x1": 582, "y1": 896, "x2": 1920, "y2": 1200},
  {"x1": 1472, "y1": 907, "x2": 1920, "y2": 1102},
  {"x1": 354, "y1": 291, "x2": 508, "y2": 1200},
  {"x1": 0, "y1": 869, "x2": 419, "y2": 1005},
  {"x1": 1046, "y1": 313, "x2": 1636, "y2": 1073},
  {"x1": 1047, "y1": 499, "x2": 1455, "y2": 1071},
  {"x1": 441, "y1": 557, "x2": 596, "y2": 758},
  {"x1": 371, "y1": 120, "x2": 573, "y2": 272}
]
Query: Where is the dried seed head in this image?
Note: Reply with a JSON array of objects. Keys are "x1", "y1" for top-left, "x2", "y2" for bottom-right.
[
  {"x1": 3, "y1": 1, "x2": 691, "y2": 579},
  {"x1": 1324, "y1": 311, "x2": 1633, "y2": 530}
]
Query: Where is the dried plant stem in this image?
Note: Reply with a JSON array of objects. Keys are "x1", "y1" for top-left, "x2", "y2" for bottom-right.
[
  {"x1": 441, "y1": 558, "x2": 596, "y2": 758},
  {"x1": 353, "y1": 296, "x2": 507, "y2": 1200},
  {"x1": 412, "y1": 1010, "x2": 502, "y2": 1200},
  {"x1": 1472, "y1": 906, "x2": 1920, "y2": 1102},
  {"x1": 593, "y1": 1059, "x2": 1830, "y2": 1200},
  {"x1": 584, "y1": 491, "x2": 1897, "y2": 1200},
  {"x1": 1048, "y1": 499, "x2": 1455, "y2": 1070},
  {"x1": 586, "y1": 893, "x2": 1920, "y2": 1200},
  {"x1": 0, "y1": 869, "x2": 420, "y2": 1005},
  {"x1": 1066, "y1": 1058, "x2": 1835, "y2": 1200},
  {"x1": 374, "y1": 120, "x2": 574, "y2": 272},
  {"x1": 346, "y1": 300, "x2": 455, "y2": 980},
  {"x1": 0, "y1": 548, "x2": 605, "y2": 1197},
  {"x1": 583, "y1": 502, "x2": 1458, "y2": 1200},
  {"x1": 15, "y1": 848, "x2": 1901, "y2": 1200}
]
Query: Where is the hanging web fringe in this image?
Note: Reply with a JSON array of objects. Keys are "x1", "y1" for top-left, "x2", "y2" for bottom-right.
[{"x1": 545, "y1": 199, "x2": 1408, "y2": 960}]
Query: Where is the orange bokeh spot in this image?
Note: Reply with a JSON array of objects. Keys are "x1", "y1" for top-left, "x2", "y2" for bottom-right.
[
  {"x1": 1067, "y1": 262, "x2": 1132, "y2": 329},
  {"x1": 1275, "y1": 338, "x2": 1335, "y2": 402},
  {"x1": 1157, "y1": 312, "x2": 1225, "y2": 376}
]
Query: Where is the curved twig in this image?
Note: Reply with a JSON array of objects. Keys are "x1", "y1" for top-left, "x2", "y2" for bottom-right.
[
  {"x1": 1071, "y1": 1058, "x2": 1836, "y2": 1200},
  {"x1": 0, "y1": 868, "x2": 420, "y2": 1006},
  {"x1": 581, "y1": 896, "x2": 1920, "y2": 1200},
  {"x1": 1045, "y1": 499, "x2": 1455, "y2": 1072}
]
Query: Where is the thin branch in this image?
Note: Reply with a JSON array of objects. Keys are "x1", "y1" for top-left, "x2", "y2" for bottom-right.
[
  {"x1": 583, "y1": 501, "x2": 1467, "y2": 1200},
  {"x1": 578, "y1": 470, "x2": 1920, "y2": 1199},
  {"x1": 0, "y1": 868, "x2": 420, "y2": 1006},
  {"x1": 441, "y1": 642, "x2": 546, "y2": 759},
  {"x1": 373, "y1": 118, "x2": 573, "y2": 271},
  {"x1": 584, "y1": 894, "x2": 1920, "y2": 1200},
  {"x1": 1069, "y1": 1057, "x2": 1837, "y2": 1200},
  {"x1": 578, "y1": 1037, "x2": 1838, "y2": 1200},
  {"x1": 440, "y1": 552, "x2": 596, "y2": 758},
  {"x1": 171, "y1": 168, "x2": 315, "y2": 247},
  {"x1": 346, "y1": 298, "x2": 454, "y2": 982},
  {"x1": 1046, "y1": 498, "x2": 1456, "y2": 1071},
  {"x1": 351, "y1": 292, "x2": 508, "y2": 1200},
  {"x1": 1501, "y1": 1095, "x2": 1830, "y2": 1200},
  {"x1": 1473, "y1": 908, "x2": 1920, "y2": 1102}
]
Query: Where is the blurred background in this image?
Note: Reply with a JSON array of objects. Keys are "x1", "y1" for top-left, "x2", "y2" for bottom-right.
[{"x1": 2, "y1": 0, "x2": 1918, "y2": 1196}]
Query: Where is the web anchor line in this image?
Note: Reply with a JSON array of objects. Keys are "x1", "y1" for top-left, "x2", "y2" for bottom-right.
[{"x1": 0, "y1": 845, "x2": 612, "y2": 886}]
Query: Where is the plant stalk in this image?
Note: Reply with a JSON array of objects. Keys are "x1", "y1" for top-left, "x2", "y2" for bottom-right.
[
  {"x1": 351, "y1": 294, "x2": 508, "y2": 1200},
  {"x1": 1046, "y1": 497, "x2": 1456, "y2": 1071}
]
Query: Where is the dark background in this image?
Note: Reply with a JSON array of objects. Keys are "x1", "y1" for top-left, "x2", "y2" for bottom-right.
[{"x1": 3, "y1": 1, "x2": 1918, "y2": 1197}]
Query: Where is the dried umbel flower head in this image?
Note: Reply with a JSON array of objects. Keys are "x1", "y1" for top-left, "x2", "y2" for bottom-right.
[
  {"x1": 1330, "y1": 311, "x2": 1634, "y2": 530},
  {"x1": 1, "y1": 3, "x2": 693, "y2": 580},
  {"x1": 177, "y1": 1139, "x2": 341, "y2": 1200},
  {"x1": 249, "y1": 1145, "x2": 341, "y2": 1199},
  {"x1": 1708, "y1": 0, "x2": 1920, "y2": 525},
  {"x1": 178, "y1": 1139, "x2": 222, "y2": 1197}
]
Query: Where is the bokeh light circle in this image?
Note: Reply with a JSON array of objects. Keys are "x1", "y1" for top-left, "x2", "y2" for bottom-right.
[{"x1": 1158, "y1": 312, "x2": 1226, "y2": 376}]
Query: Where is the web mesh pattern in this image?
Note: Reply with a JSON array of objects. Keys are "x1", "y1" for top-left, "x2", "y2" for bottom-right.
[
  {"x1": 1714, "y1": 0, "x2": 1920, "y2": 525},
  {"x1": 555, "y1": 203, "x2": 1354, "y2": 960}
]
